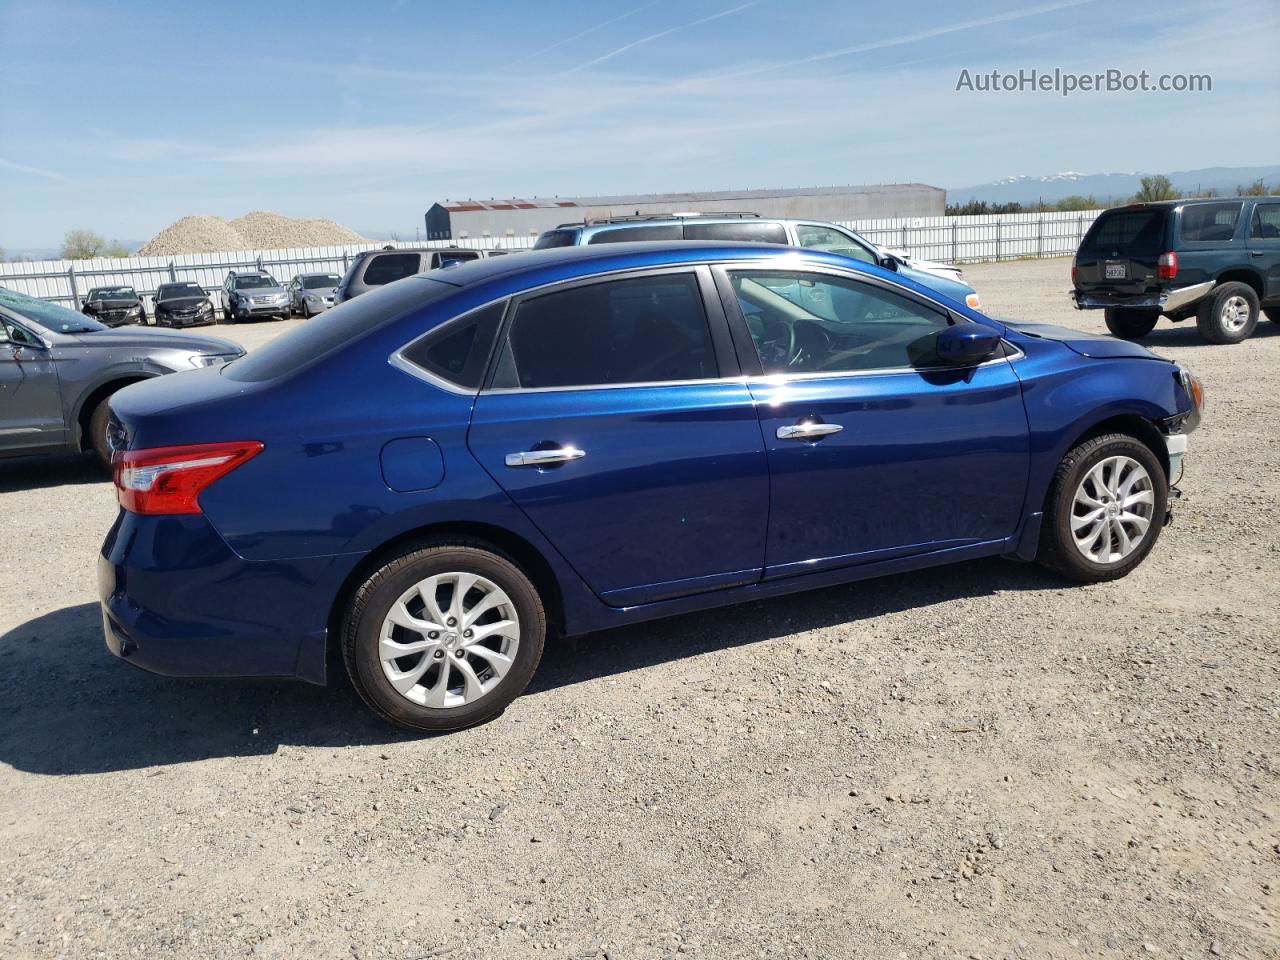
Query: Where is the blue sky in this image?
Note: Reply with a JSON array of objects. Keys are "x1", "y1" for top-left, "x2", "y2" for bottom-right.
[{"x1": 1, "y1": 0, "x2": 1276, "y2": 248}]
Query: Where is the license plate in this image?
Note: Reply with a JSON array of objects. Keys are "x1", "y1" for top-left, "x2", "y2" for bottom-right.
[{"x1": 1104, "y1": 261, "x2": 1127, "y2": 280}]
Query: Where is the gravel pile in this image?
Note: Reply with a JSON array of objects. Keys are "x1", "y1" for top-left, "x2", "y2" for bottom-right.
[
  {"x1": 230, "y1": 211, "x2": 366, "y2": 249},
  {"x1": 2, "y1": 258, "x2": 1277, "y2": 959},
  {"x1": 137, "y1": 211, "x2": 366, "y2": 255},
  {"x1": 136, "y1": 215, "x2": 247, "y2": 256}
]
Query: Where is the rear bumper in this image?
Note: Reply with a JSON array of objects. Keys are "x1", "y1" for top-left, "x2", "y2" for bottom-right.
[
  {"x1": 1071, "y1": 280, "x2": 1214, "y2": 314},
  {"x1": 98, "y1": 510, "x2": 348, "y2": 683}
]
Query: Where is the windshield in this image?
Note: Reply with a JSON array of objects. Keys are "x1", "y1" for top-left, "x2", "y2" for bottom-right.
[
  {"x1": 302, "y1": 275, "x2": 341, "y2": 289},
  {"x1": 233, "y1": 275, "x2": 279, "y2": 290},
  {"x1": 158, "y1": 284, "x2": 205, "y2": 300},
  {"x1": 88, "y1": 286, "x2": 136, "y2": 300},
  {"x1": 0, "y1": 287, "x2": 107, "y2": 333}
]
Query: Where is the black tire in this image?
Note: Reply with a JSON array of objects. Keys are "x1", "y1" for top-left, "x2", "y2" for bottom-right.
[
  {"x1": 1195, "y1": 281, "x2": 1259, "y2": 344},
  {"x1": 87, "y1": 397, "x2": 113, "y2": 468},
  {"x1": 1037, "y1": 433, "x2": 1168, "y2": 583},
  {"x1": 1103, "y1": 308, "x2": 1159, "y2": 340},
  {"x1": 342, "y1": 541, "x2": 546, "y2": 733}
]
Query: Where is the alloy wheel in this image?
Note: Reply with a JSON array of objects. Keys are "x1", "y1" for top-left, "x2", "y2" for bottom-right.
[
  {"x1": 378, "y1": 572, "x2": 520, "y2": 708},
  {"x1": 1221, "y1": 295, "x2": 1251, "y2": 333},
  {"x1": 1069, "y1": 455, "x2": 1155, "y2": 564}
]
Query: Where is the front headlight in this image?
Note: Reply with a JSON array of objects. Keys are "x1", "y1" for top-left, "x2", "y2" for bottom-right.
[
  {"x1": 198, "y1": 301, "x2": 212, "y2": 313},
  {"x1": 127, "y1": 305, "x2": 142, "y2": 314},
  {"x1": 1178, "y1": 365, "x2": 1205, "y2": 414},
  {"x1": 189, "y1": 353, "x2": 235, "y2": 368}
]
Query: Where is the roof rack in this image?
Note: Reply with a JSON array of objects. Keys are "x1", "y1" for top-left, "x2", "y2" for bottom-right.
[{"x1": 555, "y1": 211, "x2": 763, "y2": 228}]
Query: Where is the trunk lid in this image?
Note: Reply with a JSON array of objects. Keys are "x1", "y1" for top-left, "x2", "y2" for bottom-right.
[{"x1": 1074, "y1": 206, "x2": 1169, "y2": 295}]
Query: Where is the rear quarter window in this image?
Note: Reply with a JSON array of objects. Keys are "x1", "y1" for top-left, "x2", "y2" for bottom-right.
[
  {"x1": 533, "y1": 230, "x2": 577, "y2": 249},
  {"x1": 1083, "y1": 210, "x2": 1167, "y2": 253},
  {"x1": 1179, "y1": 202, "x2": 1244, "y2": 243},
  {"x1": 225, "y1": 277, "x2": 456, "y2": 382}
]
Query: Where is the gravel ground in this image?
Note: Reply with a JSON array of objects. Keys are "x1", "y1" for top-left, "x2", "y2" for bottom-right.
[{"x1": 1, "y1": 257, "x2": 1277, "y2": 960}]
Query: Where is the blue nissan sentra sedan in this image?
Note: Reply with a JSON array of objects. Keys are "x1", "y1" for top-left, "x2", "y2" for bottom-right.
[{"x1": 100, "y1": 242, "x2": 1203, "y2": 732}]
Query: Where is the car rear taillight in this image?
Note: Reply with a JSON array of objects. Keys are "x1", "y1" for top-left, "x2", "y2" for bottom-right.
[
  {"x1": 113, "y1": 441, "x2": 263, "y2": 515},
  {"x1": 1071, "y1": 262, "x2": 1079, "y2": 284},
  {"x1": 1157, "y1": 251, "x2": 1178, "y2": 280}
]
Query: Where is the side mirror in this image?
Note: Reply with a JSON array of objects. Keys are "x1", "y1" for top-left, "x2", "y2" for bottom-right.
[
  {"x1": 935, "y1": 324, "x2": 1002, "y2": 365},
  {"x1": 878, "y1": 255, "x2": 899, "y2": 271}
]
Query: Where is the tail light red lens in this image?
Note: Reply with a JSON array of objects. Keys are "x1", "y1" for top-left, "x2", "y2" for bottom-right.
[
  {"x1": 1071, "y1": 262, "x2": 1079, "y2": 284},
  {"x1": 1157, "y1": 251, "x2": 1178, "y2": 280},
  {"x1": 113, "y1": 441, "x2": 263, "y2": 515}
]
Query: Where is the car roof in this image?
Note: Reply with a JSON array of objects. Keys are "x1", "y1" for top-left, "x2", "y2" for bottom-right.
[{"x1": 410, "y1": 240, "x2": 894, "y2": 294}]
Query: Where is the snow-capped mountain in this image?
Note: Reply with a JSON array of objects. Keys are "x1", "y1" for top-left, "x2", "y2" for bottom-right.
[{"x1": 949, "y1": 165, "x2": 1280, "y2": 206}]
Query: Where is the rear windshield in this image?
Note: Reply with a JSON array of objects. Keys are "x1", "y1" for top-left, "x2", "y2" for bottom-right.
[
  {"x1": 361, "y1": 253, "x2": 422, "y2": 286},
  {"x1": 1179, "y1": 202, "x2": 1244, "y2": 243},
  {"x1": 224, "y1": 277, "x2": 456, "y2": 382},
  {"x1": 533, "y1": 229, "x2": 577, "y2": 249},
  {"x1": 1082, "y1": 209, "x2": 1166, "y2": 254}
]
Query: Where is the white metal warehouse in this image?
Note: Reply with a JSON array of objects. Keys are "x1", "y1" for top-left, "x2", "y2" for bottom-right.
[{"x1": 425, "y1": 184, "x2": 945, "y2": 241}]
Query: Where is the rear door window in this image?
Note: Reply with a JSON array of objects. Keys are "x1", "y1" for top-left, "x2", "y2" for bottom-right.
[
  {"x1": 492, "y1": 272, "x2": 717, "y2": 389},
  {"x1": 682, "y1": 221, "x2": 788, "y2": 244},
  {"x1": 1179, "y1": 202, "x2": 1244, "y2": 243},
  {"x1": 1082, "y1": 209, "x2": 1166, "y2": 253},
  {"x1": 1247, "y1": 203, "x2": 1280, "y2": 239},
  {"x1": 362, "y1": 253, "x2": 424, "y2": 286},
  {"x1": 587, "y1": 225, "x2": 683, "y2": 244}
]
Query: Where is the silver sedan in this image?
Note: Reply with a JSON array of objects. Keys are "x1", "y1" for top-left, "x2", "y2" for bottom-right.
[{"x1": 288, "y1": 273, "x2": 342, "y2": 318}]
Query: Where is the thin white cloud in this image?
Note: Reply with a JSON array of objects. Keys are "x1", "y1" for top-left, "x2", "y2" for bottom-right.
[
  {"x1": 510, "y1": 0, "x2": 663, "y2": 66},
  {"x1": 0, "y1": 157, "x2": 68, "y2": 182},
  {"x1": 563, "y1": 0, "x2": 761, "y2": 74},
  {"x1": 697, "y1": 0, "x2": 1096, "y2": 82}
]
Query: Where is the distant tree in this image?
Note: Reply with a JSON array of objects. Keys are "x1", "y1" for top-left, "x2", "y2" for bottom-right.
[
  {"x1": 1237, "y1": 178, "x2": 1272, "y2": 196},
  {"x1": 1055, "y1": 195, "x2": 1098, "y2": 211},
  {"x1": 1132, "y1": 175, "x2": 1179, "y2": 203},
  {"x1": 60, "y1": 229, "x2": 130, "y2": 260}
]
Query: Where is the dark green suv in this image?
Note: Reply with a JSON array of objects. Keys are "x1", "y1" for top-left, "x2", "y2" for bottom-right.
[{"x1": 1071, "y1": 197, "x2": 1280, "y2": 344}]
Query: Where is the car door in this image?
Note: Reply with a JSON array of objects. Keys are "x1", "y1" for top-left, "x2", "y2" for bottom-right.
[
  {"x1": 713, "y1": 264, "x2": 1029, "y2": 578},
  {"x1": 0, "y1": 314, "x2": 66, "y2": 453},
  {"x1": 466, "y1": 266, "x2": 771, "y2": 607},
  {"x1": 1246, "y1": 201, "x2": 1280, "y2": 303}
]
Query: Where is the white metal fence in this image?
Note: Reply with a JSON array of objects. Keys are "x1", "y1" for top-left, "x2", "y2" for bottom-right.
[{"x1": 0, "y1": 210, "x2": 1101, "y2": 310}]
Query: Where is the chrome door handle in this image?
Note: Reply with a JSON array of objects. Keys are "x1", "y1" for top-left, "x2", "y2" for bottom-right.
[
  {"x1": 504, "y1": 447, "x2": 586, "y2": 467},
  {"x1": 776, "y1": 422, "x2": 843, "y2": 441}
]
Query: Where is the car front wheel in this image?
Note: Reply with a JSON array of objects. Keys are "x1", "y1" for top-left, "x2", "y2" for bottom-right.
[
  {"x1": 342, "y1": 542, "x2": 546, "y2": 733},
  {"x1": 1038, "y1": 433, "x2": 1168, "y2": 582},
  {"x1": 1196, "y1": 281, "x2": 1258, "y2": 344},
  {"x1": 88, "y1": 396, "x2": 114, "y2": 468},
  {"x1": 1103, "y1": 308, "x2": 1159, "y2": 340}
]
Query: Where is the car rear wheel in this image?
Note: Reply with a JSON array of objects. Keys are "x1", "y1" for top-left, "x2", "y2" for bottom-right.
[
  {"x1": 1038, "y1": 433, "x2": 1167, "y2": 583},
  {"x1": 342, "y1": 542, "x2": 546, "y2": 733},
  {"x1": 88, "y1": 397, "x2": 114, "y2": 468},
  {"x1": 1196, "y1": 282, "x2": 1258, "y2": 344},
  {"x1": 1103, "y1": 308, "x2": 1159, "y2": 340}
]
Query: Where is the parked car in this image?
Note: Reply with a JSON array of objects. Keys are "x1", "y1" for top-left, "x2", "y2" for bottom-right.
[
  {"x1": 288, "y1": 273, "x2": 342, "y2": 317},
  {"x1": 101, "y1": 242, "x2": 1202, "y2": 733},
  {"x1": 533, "y1": 214, "x2": 979, "y2": 306},
  {"x1": 334, "y1": 247, "x2": 491, "y2": 303},
  {"x1": 0, "y1": 286, "x2": 242, "y2": 465},
  {"x1": 81, "y1": 285, "x2": 145, "y2": 327},
  {"x1": 220, "y1": 270, "x2": 290, "y2": 321},
  {"x1": 1071, "y1": 197, "x2": 1280, "y2": 344},
  {"x1": 153, "y1": 282, "x2": 215, "y2": 328}
]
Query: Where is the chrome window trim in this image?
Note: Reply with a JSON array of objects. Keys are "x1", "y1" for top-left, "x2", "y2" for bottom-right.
[{"x1": 387, "y1": 256, "x2": 1007, "y2": 397}]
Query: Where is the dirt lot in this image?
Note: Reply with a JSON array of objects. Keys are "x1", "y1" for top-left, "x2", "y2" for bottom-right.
[{"x1": 2, "y1": 257, "x2": 1277, "y2": 960}]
